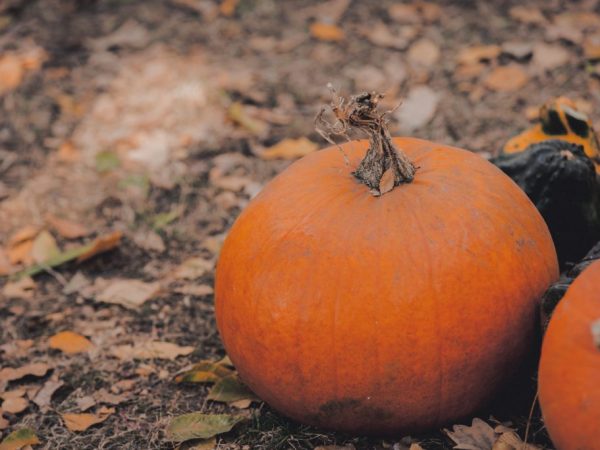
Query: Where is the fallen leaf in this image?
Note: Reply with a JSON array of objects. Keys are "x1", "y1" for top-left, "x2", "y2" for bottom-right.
[
  {"x1": 309, "y1": 22, "x2": 345, "y2": 42},
  {"x1": 2, "y1": 277, "x2": 35, "y2": 300},
  {"x1": 89, "y1": 20, "x2": 149, "y2": 50},
  {"x1": 76, "y1": 396, "x2": 96, "y2": 412},
  {"x1": 63, "y1": 272, "x2": 90, "y2": 295},
  {"x1": 532, "y1": 43, "x2": 570, "y2": 71},
  {"x1": 111, "y1": 341, "x2": 194, "y2": 360},
  {"x1": 227, "y1": 102, "x2": 269, "y2": 137},
  {"x1": 378, "y1": 168, "x2": 395, "y2": 195},
  {"x1": 0, "y1": 390, "x2": 26, "y2": 400},
  {"x1": 492, "y1": 430, "x2": 541, "y2": 450},
  {"x1": 445, "y1": 418, "x2": 496, "y2": 450},
  {"x1": 30, "y1": 230, "x2": 60, "y2": 264},
  {"x1": 457, "y1": 45, "x2": 502, "y2": 66},
  {"x1": 45, "y1": 214, "x2": 89, "y2": 239},
  {"x1": 173, "y1": 258, "x2": 214, "y2": 280},
  {"x1": 57, "y1": 141, "x2": 80, "y2": 162},
  {"x1": 8, "y1": 226, "x2": 39, "y2": 248},
  {"x1": 95, "y1": 150, "x2": 121, "y2": 173},
  {"x1": 132, "y1": 230, "x2": 165, "y2": 253},
  {"x1": 501, "y1": 41, "x2": 533, "y2": 60},
  {"x1": 483, "y1": 65, "x2": 529, "y2": 92},
  {"x1": 408, "y1": 38, "x2": 440, "y2": 67},
  {"x1": 0, "y1": 363, "x2": 49, "y2": 383},
  {"x1": 219, "y1": 0, "x2": 238, "y2": 16},
  {"x1": 166, "y1": 412, "x2": 244, "y2": 442},
  {"x1": 395, "y1": 85, "x2": 439, "y2": 132},
  {"x1": 93, "y1": 388, "x2": 129, "y2": 406},
  {"x1": 173, "y1": 284, "x2": 214, "y2": 297},
  {"x1": 15, "y1": 231, "x2": 123, "y2": 278},
  {"x1": 0, "y1": 248, "x2": 12, "y2": 276},
  {"x1": 388, "y1": 4, "x2": 421, "y2": 24},
  {"x1": 187, "y1": 437, "x2": 217, "y2": 450},
  {"x1": 151, "y1": 209, "x2": 181, "y2": 230},
  {"x1": 32, "y1": 378, "x2": 64, "y2": 411},
  {"x1": 62, "y1": 407, "x2": 114, "y2": 432},
  {"x1": 7, "y1": 240, "x2": 33, "y2": 266},
  {"x1": 0, "y1": 428, "x2": 40, "y2": 450},
  {"x1": 0, "y1": 53, "x2": 24, "y2": 94},
  {"x1": 509, "y1": 6, "x2": 546, "y2": 25},
  {"x1": 96, "y1": 278, "x2": 160, "y2": 309},
  {"x1": 175, "y1": 360, "x2": 234, "y2": 384},
  {"x1": 583, "y1": 34, "x2": 600, "y2": 61},
  {"x1": 261, "y1": 137, "x2": 319, "y2": 160},
  {"x1": 0, "y1": 397, "x2": 28, "y2": 414},
  {"x1": 49, "y1": 331, "x2": 93, "y2": 354},
  {"x1": 207, "y1": 374, "x2": 259, "y2": 404},
  {"x1": 364, "y1": 22, "x2": 414, "y2": 50}
]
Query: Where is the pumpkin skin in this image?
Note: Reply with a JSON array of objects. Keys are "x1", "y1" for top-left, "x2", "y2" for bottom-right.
[
  {"x1": 539, "y1": 260, "x2": 600, "y2": 450},
  {"x1": 215, "y1": 137, "x2": 558, "y2": 434}
]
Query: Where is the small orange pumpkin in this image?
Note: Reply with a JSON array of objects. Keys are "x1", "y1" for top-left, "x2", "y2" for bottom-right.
[{"x1": 538, "y1": 260, "x2": 600, "y2": 450}]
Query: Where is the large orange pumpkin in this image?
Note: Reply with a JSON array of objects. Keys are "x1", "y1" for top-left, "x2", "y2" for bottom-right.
[
  {"x1": 215, "y1": 136, "x2": 558, "y2": 434},
  {"x1": 539, "y1": 260, "x2": 600, "y2": 450}
]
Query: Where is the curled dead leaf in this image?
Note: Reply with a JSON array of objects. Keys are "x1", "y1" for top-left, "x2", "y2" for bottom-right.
[{"x1": 76, "y1": 231, "x2": 122, "y2": 262}]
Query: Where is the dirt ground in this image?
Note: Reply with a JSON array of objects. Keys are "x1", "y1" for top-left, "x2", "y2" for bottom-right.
[{"x1": 1, "y1": 0, "x2": 599, "y2": 449}]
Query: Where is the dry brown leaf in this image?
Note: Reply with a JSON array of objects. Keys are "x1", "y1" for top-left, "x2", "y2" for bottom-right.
[
  {"x1": 93, "y1": 388, "x2": 129, "y2": 406},
  {"x1": 227, "y1": 102, "x2": 269, "y2": 137},
  {"x1": 0, "y1": 390, "x2": 26, "y2": 400},
  {"x1": 219, "y1": 0, "x2": 238, "y2": 16},
  {"x1": 388, "y1": 4, "x2": 421, "y2": 24},
  {"x1": 7, "y1": 240, "x2": 34, "y2": 266},
  {"x1": 173, "y1": 257, "x2": 214, "y2": 280},
  {"x1": 0, "y1": 397, "x2": 28, "y2": 414},
  {"x1": 492, "y1": 430, "x2": 541, "y2": 450},
  {"x1": 2, "y1": 277, "x2": 35, "y2": 300},
  {"x1": 75, "y1": 396, "x2": 96, "y2": 412},
  {"x1": 132, "y1": 230, "x2": 165, "y2": 253},
  {"x1": 57, "y1": 141, "x2": 80, "y2": 162},
  {"x1": 483, "y1": 65, "x2": 529, "y2": 92},
  {"x1": 509, "y1": 6, "x2": 546, "y2": 25},
  {"x1": 445, "y1": 418, "x2": 496, "y2": 450},
  {"x1": 30, "y1": 230, "x2": 59, "y2": 264},
  {"x1": 32, "y1": 378, "x2": 64, "y2": 411},
  {"x1": 62, "y1": 406, "x2": 114, "y2": 432},
  {"x1": 261, "y1": 137, "x2": 318, "y2": 160},
  {"x1": 583, "y1": 34, "x2": 600, "y2": 60},
  {"x1": 457, "y1": 45, "x2": 502, "y2": 65},
  {"x1": 501, "y1": 41, "x2": 533, "y2": 60},
  {"x1": 95, "y1": 278, "x2": 160, "y2": 309},
  {"x1": 111, "y1": 341, "x2": 195, "y2": 360},
  {"x1": 0, "y1": 53, "x2": 24, "y2": 94},
  {"x1": 396, "y1": 85, "x2": 439, "y2": 132},
  {"x1": 364, "y1": 22, "x2": 415, "y2": 50},
  {"x1": 378, "y1": 168, "x2": 395, "y2": 195},
  {"x1": 173, "y1": 284, "x2": 214, "y2": 297},
  {"x1": 8, "y1": 226, "x2": 39, "y2": 248},
  {"x1": 309, "y1": 22, "x2": 345, "y2": 42},
  {"x1": 408, "y1": 38, "x2": 440, "y2": 67},
  {"x1": 0, "y1": 248, "x2": 13, "y2": 276},
  {"x1": 532, "y1": 43, "x2": 570, "y2": 71},
  {"x1": 45, "y1": 214, "x2": 89, "y2": 239},
  {"x1": 48, "y1": 331, "x2": 93, "y2": 354},
  {"x1": 76, "y1": 231, "x2": 122, "y2": 262},
  {"x1": 0, "y1": 363, "x2": 50, "y2": 383}
]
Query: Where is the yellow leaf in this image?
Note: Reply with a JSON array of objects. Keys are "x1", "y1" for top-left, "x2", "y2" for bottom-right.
[
  {"x1": 0, "y1": 428, "x2": 40, "y2": 450},
  {"x1": 48, "y1": 331, "x2": 93, "y2": 354},
  {"x1": 261, "y1": 137, "x2": 318, "y2": 160},
  {"x1": 310, "y1": 22, "x2": 345, "y2": 42},
  {"x1": 31, "y1": 230, "x2": 60, "y2": 264},
  {"x1": 45, "y1": 214, "x2": 89, "y2": 239},
  {"x1": 62, "y1": 407, "x2": 114, "y2": 432}
]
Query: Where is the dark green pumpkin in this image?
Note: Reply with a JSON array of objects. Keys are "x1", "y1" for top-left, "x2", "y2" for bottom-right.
[{"x1": 492, "y1": 140, "x2": 600, "y2": 268}]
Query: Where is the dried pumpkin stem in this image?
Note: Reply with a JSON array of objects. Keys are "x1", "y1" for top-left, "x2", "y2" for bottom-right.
[{"x1": 316, "y1": 90, "x2": 416, "y2": 196}]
